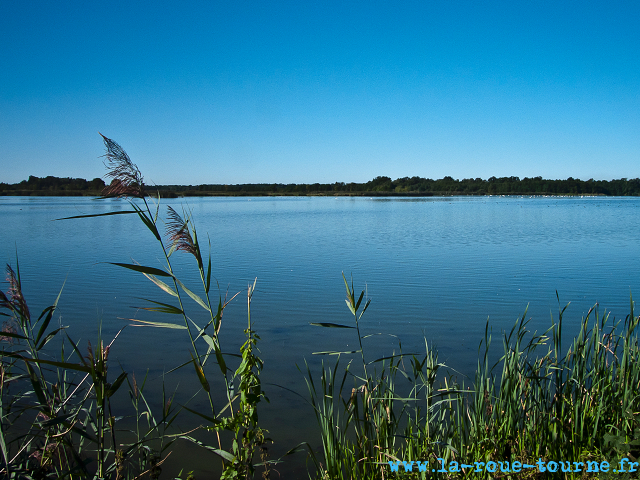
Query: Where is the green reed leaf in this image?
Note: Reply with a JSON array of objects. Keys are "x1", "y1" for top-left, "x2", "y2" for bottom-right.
[
  {"x1": 179, "y1": 435, "x2": 232, "y2": 461},
  {"x1": 70, "y1": 423, "x2": 98, "y2": 444},
  {"x1": 106, "y1": 372, "x2": 128, "y2": 398},
  {"x1": 359, "y1": 298, "x2": 371, "y2": 319},
  {"x1": 369, "y1": 353, "x2": 420, "y2": 364},
  {"x1": 214, "y1": 345, "x2": 229, "y2": 377},
  {"x1": 54, "y1": 210, "x2": 137, "y2": 220},
  {"x1": 34, "y1": 305, "x2": 55, "y2": 346},
  {"x1": 202, "y1": 334, "x2": 228, "y2": 376},
  {"x1": 0, "y1": 331, "x2": 28, "y2": 341},
  {"x1": 6, "y1": 352, "x2": 92, "y2": 373},
  {"x1": 65, "y1": 333, "x2": 90, "y2": 368},
  {"x1": 201, "y1": 333, "x2": 216, "y2": 350},
  {"x1": 24, "y1": 361, "x2": 47, "y2": 405},
  {"x1": 0, "y1": 424, "x2": 8, "y2": 471},
  {"x1": 36, "y1": 326, "x2": 66, "y2": 351},
  {"x1": 128, "y1": 319, "x2": 187, "y2": 329},
  {"x1": 137, "y1": 298, "x2": 184, "y2": 315},
  {"x1": 109, "y1": 263, "x2": 172, "y2": 277},
  {"x1": 190, "y1": 352, "x2": 210, "y2": 392},
  {"x1": 143, "y1": 272, "x2": 178, "y2": 297},
  {"x1": 176, "y1": 279, "x2": 211, "y2": 312},
  {"x1": 180, "y1": 405, "x2": 219, "y2": 425},
  {"x1": 355, "y1": 290, "x2": 364, "y2": 311},
  {"x1": 131, "y1": 203, "x2": 161, "y2": 241},
  {"x1": 38, "y1": 413, "x2": 75, "y2": 428},
  {"x1": 206, "y1": 237, "x2": 212, "y2": 294},
  {"x1": 345, "y1": 298, "x2": 356, "y2": 315}
]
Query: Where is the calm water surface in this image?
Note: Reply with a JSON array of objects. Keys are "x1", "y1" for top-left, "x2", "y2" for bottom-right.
[{"x1": 2, "y1": 195, "x2": 639, "y2": 476}]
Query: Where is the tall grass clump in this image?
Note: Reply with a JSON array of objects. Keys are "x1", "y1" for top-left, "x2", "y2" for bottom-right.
[
  {"x1": 0, "y1": 135, "x2": 272, "y2": 479},
  {"x1": 304, "y1": 274, "x2": 461, "y2": 479},
  {"x1": 0, "y1": 260, "x2": 134, "y2": 478},
  {"x1": 460, "y1": 297, "x2": 640, "y2": 474},
  {"x1": 307, "y1": 282, "x2": 640, "y2": 479}
]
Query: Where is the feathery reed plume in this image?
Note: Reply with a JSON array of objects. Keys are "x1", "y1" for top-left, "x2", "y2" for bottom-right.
[
  {"x1": 166, "y1": 206, "x2": 197, "y2": 257},
  {"x1": 1, "y1": 264, "x2": 30, "y2": 322},
  {"x1": 99, "y1": 133, "x2": 145, "y2": 198},
  {"x1": 0, "y1": 320, "x2": 18, "y2": 344}
]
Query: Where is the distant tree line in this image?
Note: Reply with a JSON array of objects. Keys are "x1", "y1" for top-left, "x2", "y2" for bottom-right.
[
  {"x1": 0, "y1": 175, "x2": 106, "y2": 195},
  {"x1": 156, "y1": 175, "x2": 640, "y2": 196},
  {"x1": 3, "y1": 175, "x2": 640, "y2": 196}
]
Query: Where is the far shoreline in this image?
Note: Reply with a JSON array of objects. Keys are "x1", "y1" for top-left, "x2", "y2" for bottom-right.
[
  {"x1": 2, "y1": 174, "x2": 636, "y2": 197},
  {"x1": 0, "y1": 190, "x2": 610, "y2": 198}
]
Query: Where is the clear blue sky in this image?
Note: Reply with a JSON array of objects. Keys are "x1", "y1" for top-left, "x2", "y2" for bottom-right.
[{"x1": 1, "y1": 1, "x2": 639, "y2": 185}]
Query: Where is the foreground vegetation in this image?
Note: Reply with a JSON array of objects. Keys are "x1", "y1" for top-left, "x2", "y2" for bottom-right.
[
  {"x1": 307, "y1": 288, "x2": 640, "y2": 479},
  {"x1": 1, "y1": 136, "x2": 639, "y2": 479},
  {"x1": 4, "y1": 174, "x2": 640, "y2": 197}
]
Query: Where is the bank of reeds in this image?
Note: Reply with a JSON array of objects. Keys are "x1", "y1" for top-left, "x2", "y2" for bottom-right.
[
  {"x1": 306, "y1": 283, "x2": 640, "y2": 479},
  {"x1": 1, "y1": 135, "x2": 639, "y2": 479}
]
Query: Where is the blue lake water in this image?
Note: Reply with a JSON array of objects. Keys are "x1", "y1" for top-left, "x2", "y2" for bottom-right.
[{"x1": 2, "y1": 195, "x2": 640, "y2": 476}]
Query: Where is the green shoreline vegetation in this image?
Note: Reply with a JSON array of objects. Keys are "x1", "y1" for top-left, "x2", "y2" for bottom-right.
[
  {"x1": 3, "y1": 174, "x2": 640, "y2": 197},
  {"x1": 1, "y1": 137, "x2": 640, "y2": 479}
]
